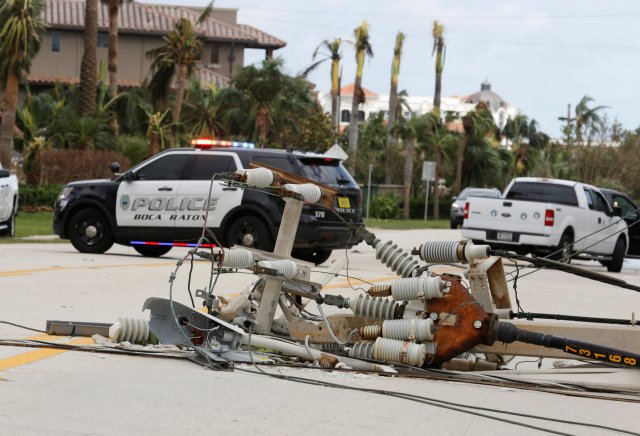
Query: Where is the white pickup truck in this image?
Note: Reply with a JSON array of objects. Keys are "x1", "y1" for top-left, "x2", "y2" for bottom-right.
[
  {"x1": 461, "y1": 177, "x2": 628, "y2": 272},
  {"x1": 0, "y1": 163, "x2": 18, "y2": 237}
]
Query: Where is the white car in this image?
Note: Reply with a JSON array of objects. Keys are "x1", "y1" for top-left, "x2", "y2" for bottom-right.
[{"x1": 0, "y1": 163, "x2": 19, "y2": 237}]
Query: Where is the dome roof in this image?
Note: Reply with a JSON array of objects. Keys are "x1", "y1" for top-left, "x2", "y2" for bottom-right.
[{"x1": 463, "y1": 79, "x2": 506, "y2": 109}]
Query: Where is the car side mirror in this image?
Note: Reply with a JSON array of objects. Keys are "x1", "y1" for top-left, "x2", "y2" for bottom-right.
[
  {"x1": 123, "y1": 171, "x2": 136, "y2": 182},
  {"x1": 612, "y1": 205, "x2": 622, "y2": 217},
  {"x1": 0, "y1": 169, "x2": 9, "y2": 178},
  {"x1": 451, "y1": 196, "x2": 457, "y2": 201}
]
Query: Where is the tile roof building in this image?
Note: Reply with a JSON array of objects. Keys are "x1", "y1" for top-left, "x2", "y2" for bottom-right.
[{"x1": 29, "y1": 0, "x2": 286, "y2": 89}]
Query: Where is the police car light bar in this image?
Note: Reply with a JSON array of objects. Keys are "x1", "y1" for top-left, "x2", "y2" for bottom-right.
[
  {"x1": 191, "y1": 138, "x2": 255, "y2": 149},
  {"x1": 131, "y1": 241, "x2": 217, "y2": 248}
]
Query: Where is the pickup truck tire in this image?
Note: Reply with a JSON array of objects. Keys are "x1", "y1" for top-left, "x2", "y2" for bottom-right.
[
  {"x1": 68, "y1": 208, "x2": 114, "y2": 254},
  {"x1": 607, "y1": 237, "x2": 626, "y2": 273},
  {"x1": 292, "y1": 248, "x2": 333, "y2": 266},
  {"x1": 550, "y1": 232, "x2": 572, "y2": 263},
  {"x1": 133, "y1": 245, "x2": 172, "y2": 257},
  {"x1": 227, "y1": 215, "x2": 274, "y2": 251},
  {"x1": 0, "y1": 206, "x2": 15, "y2": 238}
]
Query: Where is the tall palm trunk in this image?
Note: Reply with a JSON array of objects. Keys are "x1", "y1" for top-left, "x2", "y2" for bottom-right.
[
  {"x1": 330, "y1": 58, "x2": 339, "y2": 130},
  {"x1": 386, "y1": 32, "x2": 404, "y2": 184},
  {"x1": 432, "y1": 21, "x2": 445, "y2": 220},
  {"x1": 169, "y1": 63, "x2": 188, "y2": 146},
  {"x1": 0, "y1": 70, "x2": 19, "y2": 168},
  {"x1": 454, "y1": 132, "x2": 469, "y2": 195},
  {"x1": 79, "y1": 0, "x2": 98, "y2": 115},
  {"x1": 403, "y1": 137, "x2": 416, "y2": 219},
  {"x1": 348, "y1": 73, "x2": 362, "y2": 173},
  {"x1": 107, "y1": 1, "x2": 119, "y2": 97}
]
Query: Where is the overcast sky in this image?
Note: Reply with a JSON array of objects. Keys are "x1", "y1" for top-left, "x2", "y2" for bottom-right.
[{"x1": 146, "y1": 0, "x2": 640, "y2": 137}]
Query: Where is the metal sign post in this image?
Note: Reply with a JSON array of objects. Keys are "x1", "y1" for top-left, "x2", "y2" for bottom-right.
[{"x1": 421, "y1": 161, "x2": 436, "y2": 220}]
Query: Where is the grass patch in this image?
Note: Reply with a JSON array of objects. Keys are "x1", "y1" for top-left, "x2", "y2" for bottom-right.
[
  {"x1": 6, "y1": 211, "x2": 62, "y2": 242},
  {"x1": 364, "y1": 218, "x2": 451, "y2": 230}
]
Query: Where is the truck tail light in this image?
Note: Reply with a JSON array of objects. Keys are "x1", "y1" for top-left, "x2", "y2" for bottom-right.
[
  {"x1": 545, "y1": 209, "x2": 554, "y2": 226},
  {"x1": 464, "y1": 202, "x2": 469, "y2": 220}
]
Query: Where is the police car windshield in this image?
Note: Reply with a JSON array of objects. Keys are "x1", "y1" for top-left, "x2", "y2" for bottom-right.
[{"x1": 298, "y1": 158, "x2": 356, "y2": 187}]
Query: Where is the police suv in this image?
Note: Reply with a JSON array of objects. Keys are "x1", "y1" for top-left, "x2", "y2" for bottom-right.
[{"x1": 53, "y1": 142, "x2": 363, "y2": 264}]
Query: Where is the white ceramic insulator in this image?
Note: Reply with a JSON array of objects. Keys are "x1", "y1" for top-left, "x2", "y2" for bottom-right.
[
  {"x1": 373, "y1": 337, "x2": 427, "y2": 366},
  {"x1": 390, "y1": 276, "x2": 446, "y2": 301},
  {"x1": 375, "y1": 240, "x2": 419, "y2": 278},
  {"x1": 418, "y1": 240, "x2": 460, "y2": 264},
  {"x1": 220, "y1": 249, "x2": 255, "y2": 269},
  {"x1": 257, "y1": 260, "x2": 298, "y2": 279},
  {"x1": 382, "y1": 318, "x2": 435, "y2": 342},
  {"x1": 349, "y1": 341, "x2": 375, "y2": 360},
  {"x1": 109, "y1": 318, "x2": 150, "y2": 343},
  {"x1": 283, "y1": 183, "x2": 322, "y2": 203},
  {"x1": 464, "y1": 241, "x2": 490, "y2": 263},
  {"x1": 350, "y1": 294, "x2": 397, "y2": 321},
  {"x1": 238, "y1": 168, "x2": 274, "y2": 188}
]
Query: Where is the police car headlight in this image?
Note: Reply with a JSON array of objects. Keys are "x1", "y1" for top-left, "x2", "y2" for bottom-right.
[
  {"x1": 57, "y1": 187, "x2": 74, "y2": 211},
  {"x1": 452, "y1": 202, "x2": 459, "y2": 209}
]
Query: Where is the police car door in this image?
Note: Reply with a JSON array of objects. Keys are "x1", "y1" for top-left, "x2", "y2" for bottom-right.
[
  {"x1": 175, "y1": 151, "x2": 243, "y2": 233},
  {"x1": 116, "y1": 152, "x2": 191, "y2": 239}
]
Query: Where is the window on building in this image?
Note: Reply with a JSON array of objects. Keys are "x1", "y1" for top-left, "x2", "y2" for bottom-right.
[
  {"x1": 51, "y1": 31, "x2": 61, "y2": 52},
  {"x1": 210, "y1": 44, "x2": 220, "y2": 64},
  {"x1": 97, "y1": 32, "x2": 108, "y2": 48},
  {"x1": 358, "y1": 110, "x2": 365, "y2": 122},
  {"x1": 341, "y1": 110, "x2": 350, "y2": 123}
]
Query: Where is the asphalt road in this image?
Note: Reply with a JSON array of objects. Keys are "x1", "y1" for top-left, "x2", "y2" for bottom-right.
[{"x1": 1, "y1": 229, "x2": 640, "y2": 435}]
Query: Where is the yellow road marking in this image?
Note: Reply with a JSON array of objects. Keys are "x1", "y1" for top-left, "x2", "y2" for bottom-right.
[
  {"x1": 0, "y1": 336, "x2": 95, "y2": 372},
  {"x1": 0, "y1": 262, "x2": 175, "y2": 278}
]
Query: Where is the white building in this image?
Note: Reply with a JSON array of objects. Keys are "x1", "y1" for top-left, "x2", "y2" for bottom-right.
[{"x1": 317, "y1": 79, "x2": 518, "y2": 133}]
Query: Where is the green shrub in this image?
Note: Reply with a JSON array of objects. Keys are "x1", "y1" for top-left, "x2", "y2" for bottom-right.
[
  {"x1": 19, "y1": 184, "x2": 65, "y2": 211},
  {"x1": 369, "y1": 193, "x2": 401, "y2": 219},
  {"x1": 117, "y1": 134, "x2": 150, "y2": 166},
  {"x1": 408, "y1": 197, "x2": 453, "y2": 219}
]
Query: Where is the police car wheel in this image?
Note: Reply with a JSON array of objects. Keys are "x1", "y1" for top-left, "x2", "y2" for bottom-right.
[
  {"x1": 227, "y1": 215, "x2": 273, "y2": 250},
  {"x1": 133, "y1": 245, "x2": 172, "y2": 257},
  {"x1": 68, "y1": 208, "x2": 114, "y2": 254},
  {"x1": 292, "y1": 249, "x2": 332, "y2": 266}
]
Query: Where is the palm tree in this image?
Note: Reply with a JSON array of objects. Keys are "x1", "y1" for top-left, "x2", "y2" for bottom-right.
[
  {"x1": 574, "y1": 95, "x2": 607, "y2": 145},
  {"x1": 182, "y1": 80, "x2": 224, "y2": 138},
  {"x1": 454, "y1": 102, "x2": 495, "y2": 194},
  {"x1": 101, "y1": 0, "x2": 132, "y2": 98},
  {"x1": 432, "y1": 21, "x2": 445, "y2": 114},
  {"x1": 431, "y1": 21, "x2": 446, "y2": 218},
  {"x1": 146, "y1": 3, "x2": 212, "y2": 144},
  {"x1": 303, "y1": 38, "x2": 346, "y2": 131},
  {"x1": 217, "y1": 58, "x2": 312, "y2": 145},
  {"x1": 79, "y1": 0, "x2": 98, "y2": 115},
  {"x1": 424, "y1": 111, "x2": 458, "y2": 219},
  {"x1": 347, "y1": 20, "x2": 373, "y2": 174},
  {"x1": 385, "y1": 32, "x2": 405, "y2": 184},
  {"x1": 0, "y1": 0, "x2": 45, "y2": 169}
]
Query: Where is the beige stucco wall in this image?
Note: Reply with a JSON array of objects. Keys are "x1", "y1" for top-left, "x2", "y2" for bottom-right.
[{"x1": 31, "y1": 29, "x2": 247, "y2": 85}]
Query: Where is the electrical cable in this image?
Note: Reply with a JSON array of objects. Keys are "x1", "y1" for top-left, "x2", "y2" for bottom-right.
[
  {"x1": 238, "y1": 338, "x2": 637, "y2": 436},
  {"x1": 0, "y1": 320, "x2": 47, "y2": 334},
  {"x1": 503, "y1": 206, "x2": 640, "y2": 283},
  {"x1": 316, "y1": 304, "x2": 346, "y2": 346},
  {"x1": 495, "y1": 251, "x2": 640, "y2": 293},
  {"x1": 511, "y1": 311, "x2": 638, "y2": 326}
]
